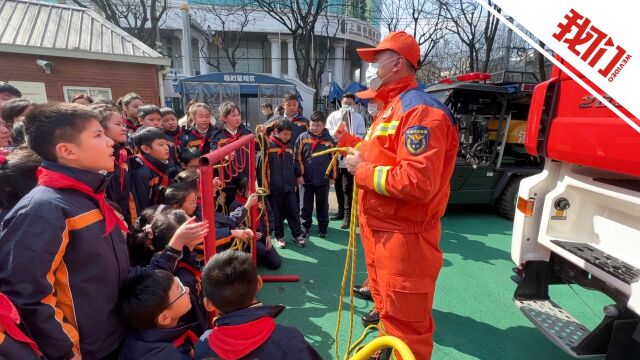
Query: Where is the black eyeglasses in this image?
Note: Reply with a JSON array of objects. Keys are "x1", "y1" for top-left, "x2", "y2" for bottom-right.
[{"x1": 167, "y1": 277, "x2": 188, "y2": 308}]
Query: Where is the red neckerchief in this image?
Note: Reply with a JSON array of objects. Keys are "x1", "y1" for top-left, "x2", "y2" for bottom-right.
[
  {"x1": 0, "y1": 154, "x2": 7, "y2": 165},
  {"x1": 116, "y1": 148, "x2": 128, "y2": 191},
  {"x1": 166, "y1": 129, "x2": 183, "y2": 147},
  {"x1": 37, "y1": 167, "x2": 127, "y2": 235},
  {"x1": 123, "y1": 117, "x2": 140, "y2": 132},
  {"x1": 0, "y1": 293, "x2": 42, "y2": 356},
  {"x1": 137, "y1": 155, "x2": 169, "y2": 187},
  {"x1": 269, "y1": 135, "x2": 289, "y2": 158},
  {"x1": 208, "y1": 317, "x2": 276, "y2": 360},
  {"x1": 235, "y1": 193, "x2": 247, "y2": 205},
  {"x1": 222, "y1": 128, "x2": 241, "y2": 144},
  {"x1": 190, "y1": 128, "x2": 208, "y2": 153},
  {"x1": 309, "y1": 137, "x2": 321, "y2": 152},
  {"x1": 176, "y1": 261, "x2": 202, "y2": 279},
  {"x1": 172, "y1": 329, "x2": 199, "y2": 348}
]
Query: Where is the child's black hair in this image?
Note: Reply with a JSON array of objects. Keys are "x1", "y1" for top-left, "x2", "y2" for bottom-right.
[
  {"x1": 282, "y1": 92, "x2": 298, "y2": 103},
  {"x1": 0, "y1": 82, "x2": 21, "y2": 98},
  {"x1": 129, "y1": 126, "x2": 166, "y2": 152},
  {"x1": 237, "y1": 177, "x2": 249, "y2": 197},
  {"x1": 127, "y1": 206, "x2": 160, "y2": 266},
  {"x1": 275, "y1": 119, "x2": 293, "y2": 133},
  {"x1": 0, "y1": 147, "x2": 42, "y2": 211},
  {"x1": 160, "y1": 107, "x2": 177, "y2": 117},
  {"x1": 117, "y1": 93, "x2": 142, "y2": 109},
  {"x1": 310, "y1": 111, "x2": 326, "y2": 124},
  {"x1": 0, "y1": 98, "x2": 33, "y2": 126},
  {"x1": 261, "y1": 103, "x2": 273, "y2": 111},
  {"x1": 90, "y1": 103, "x2": 120, "y2": 130},
  {"x1": 24, "y1": 103, "x2": 99, "y2": 162},
  {"x1": 180, "y1": 148, "x2": 200, "y2": 167},
  {"x1": 10, "y1": 122, "x2": 26, "y2": 146},
  {"x1": 163, "y1": 182, "x2": 196, "y2": 210},
  {"x1": 120, "y1": 269, "x2": 175, "y2": 330},
  {"x1": 173, "y1": 169, "x2": 199, "y2": 190},
  {"x1": 149, "y1": 209, "x2": 188, "y2": 251},
  {"x1": 343, "y1": 92, "x2": 356, "y2": 100},
  {"x1": 202, "y1": 250, "x2": 258, "y2": 314},
  {"x1": 138, "y1": 105, "x2": 161, "y2": 119}
]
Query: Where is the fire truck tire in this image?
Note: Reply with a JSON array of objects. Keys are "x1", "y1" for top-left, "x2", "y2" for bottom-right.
[{"x1": 498, "y1": 176, "x2": 521, "y2": 220}]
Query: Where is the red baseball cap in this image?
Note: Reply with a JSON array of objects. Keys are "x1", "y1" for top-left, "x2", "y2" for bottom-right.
[{"x1": 357, "y1": 31, "x2": 421, "y2": 69}]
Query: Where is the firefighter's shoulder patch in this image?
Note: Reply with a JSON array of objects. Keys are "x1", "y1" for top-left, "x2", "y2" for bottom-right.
[{"x1": 405, "y1": 125, "x2": 430, "y2": 156}]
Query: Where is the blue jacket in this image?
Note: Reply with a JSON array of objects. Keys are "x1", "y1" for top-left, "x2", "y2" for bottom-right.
[
  {"x1": 0, "y1": 333, "x2": 41, "y2": 360},
  {"x1": 130, "y1": 154, "x2": 178, "y2": 211},
  {"x1": 182, "y1": 125, "x2": 216, "y2": 155},
  {"x1": 118, "y1": 323, "x2": 197, "y2": 360},
  {"x1": 264, "y1": 136, "x2": 301, "y2": 194},
  {"x1": 0, "y1": 162, "x2": 181, "y2": 360},
  {"x1": 286, "y1": 113, "x2": 310, "y2": 142},
  {"x1": 295, "y1": 129, "x2": 336, "y2": 186},
  {"x1": 106, "y1": 143, "x2": 136, "y2": 226},
  {"x1": 194, "y1": 304, "x2": 322, "y2": 360},
  {"x1": 209, "y1": 124, "x2": 254, "y2": 186}
]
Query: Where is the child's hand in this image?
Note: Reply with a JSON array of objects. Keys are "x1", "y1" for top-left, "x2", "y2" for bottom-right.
[
  {"x1": 265, "y1": 235, "x2": 272, "y2": 250},
  {"x1": 329, "y1": 179, "x2": 335, "y2": 185},
  {"x1": 256, "y1": 232, "x2": 263, "y2": 240},
  {"x1": 231, "y1": 229, "x2": 252, "y2": 241},
  {"x1": 245, "y1": 194, "x2": 259, "y2": 208},
  {"x1": 169, "y1": 217, "x2": 208, "y2": 251},
  {"x1": 296, "y1": 176, "x2": 304, "y2": 185}
]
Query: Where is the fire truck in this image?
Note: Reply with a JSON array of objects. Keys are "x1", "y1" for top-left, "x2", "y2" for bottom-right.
[
  {"x1": 511, "y1": 58, "x2": 640, "y2": 358},
  {"x1": 426, "y1": 71, "x2": 542, "y2": 219}
]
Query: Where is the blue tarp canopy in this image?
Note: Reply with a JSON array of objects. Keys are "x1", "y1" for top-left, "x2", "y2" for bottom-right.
[
  {"x1": 343, "y1": 81, "x2": 368, "y2": 104},
  {"x1": 326, "y1": 82, "x2": 343, "y2": 104},
  {"x1": 177, "y1": 72, "x2": 296, "y2": 96}
]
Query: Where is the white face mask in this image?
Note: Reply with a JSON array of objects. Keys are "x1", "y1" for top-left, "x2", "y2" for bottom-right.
[
  {"x1": 367, "y1": 103, "x2": 379, "y2": 116},
  {"x1": 366, "y1": 56, "x2": 401, "y2": 91}
]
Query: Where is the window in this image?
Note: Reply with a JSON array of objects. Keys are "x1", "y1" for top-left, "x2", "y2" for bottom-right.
[{"x1": 63, "y1": 86, "x2": 112, "y2": 102}]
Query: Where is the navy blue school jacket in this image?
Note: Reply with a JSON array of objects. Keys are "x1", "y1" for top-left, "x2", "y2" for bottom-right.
[
  {"x1": 264, "y1": 137, "x2": 301, "y2": 194},
  {"x1": 286, "y1": 112, "x2": 310, "y2": 142},
  {"x1": 209, "y1": 124, "x2": 254, "y2": 184},
  {"x1": 106, "y1": 143, "x2": 137, "y2": 226},
  {"x1": 173, "y1": 250, "x2": 208, "y2": 336},
  {"x1": 0, "y1": 333, "x2": 41, "y2": 360},
  {"x1": 164, "y1": 128, "x2": 184, "y2": 161},
  {"x1": 194, "y1": 304, "x2": 322, "y2": 360},
  {"x1": 130, "y1": 154, "x2": 178, "y2": 211},
  {"x1": 295, "y1": 129, "x2": 336, "y2": 186},
  {"x1": 118, "y1": 323, "x2": 198, "y2": 360},
  {"x1": 182, "y1": 126, "x2": 216, "y2": 155},
  {"x1": 0, "y1": 162, "x2": 180, "y2": 360}
]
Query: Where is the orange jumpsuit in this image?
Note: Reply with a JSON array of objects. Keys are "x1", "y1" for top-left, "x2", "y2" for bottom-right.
[{"x1": 340, "y1": 76, "x2": 459, "y2": 359}]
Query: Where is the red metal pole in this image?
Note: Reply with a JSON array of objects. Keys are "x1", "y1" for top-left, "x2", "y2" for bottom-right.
[
  {"x1": 248, "y1": 138, "x2": 258, "y2": 266},
  {"x1": 199, "y1": 164, "x2": 216, "y2": 263},
  {"x1": 261, "y1": 275, "x2": 300, "y2": 282}
]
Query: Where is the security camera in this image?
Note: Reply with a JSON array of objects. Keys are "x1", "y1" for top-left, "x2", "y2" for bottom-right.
[{"x1": 36, "y1": 59, "x2": 53, "y2": 74}]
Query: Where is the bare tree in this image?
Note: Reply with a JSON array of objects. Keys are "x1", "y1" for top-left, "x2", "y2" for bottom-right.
[
  {"x1": 72, "y1": 0, "x2": 168, "y2": 48},
  {"x1": 374, "y1": 0, "x2": 447, "y2": 70},
  {"x1": 479, "y1": 0, "x2": 501, "y2": 72},
  {"x1": 255, "y1": 0, "x2": 344, "y2": 105},
  {"x1": 440, "y1": 0, "x2": 483, "y2": 72},
  {"x1": 194, "y1": 0, "x2": 256, "y2": 72}
]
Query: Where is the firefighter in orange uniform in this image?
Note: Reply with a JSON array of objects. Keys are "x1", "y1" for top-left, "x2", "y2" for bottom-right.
[{"x1": 335, "y1": 32, "x2": 459, "y2": 360}]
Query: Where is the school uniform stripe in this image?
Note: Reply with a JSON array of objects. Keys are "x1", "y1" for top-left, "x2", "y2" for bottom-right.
[{"x1": 42, "y1": 209, "x2": 103, "y2": 355}]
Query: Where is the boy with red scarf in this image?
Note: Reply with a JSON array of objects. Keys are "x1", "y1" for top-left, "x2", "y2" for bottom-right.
[
  {"x1": 130, "y1": 127, "x2": 179, "y2": 210},
  {"x1": 161, "y1": 107, "x2": 183, "y2": 163},
  {"x1": 195, "y1": 250, "x2": 321, "y2": 360},
  {"x1": 262, "y1": 119, "x2": 306, "y2": 248},
  {"x1": 92, "y1": 103, "x2": 138, "y2": 226},
  {"x1": 0, "y1": 104, "x2": 200, "y2": 359},
  {"x1": 295, "y1": 111, "x2": 336, "y2": 238}
]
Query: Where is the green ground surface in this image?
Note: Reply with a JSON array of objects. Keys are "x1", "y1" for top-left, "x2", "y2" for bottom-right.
[{"x1": 258, "y1": 208, "x2": 611, "y2": 359}]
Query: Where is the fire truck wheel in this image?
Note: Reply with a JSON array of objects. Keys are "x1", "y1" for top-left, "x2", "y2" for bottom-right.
[{"x1": 498, "y1": 176, "x2": 522, "y2": 220}]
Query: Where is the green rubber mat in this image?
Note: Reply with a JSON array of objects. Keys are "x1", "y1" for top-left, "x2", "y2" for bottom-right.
[{"x1": 258, "y1": 208, "x2": 611, "y2": 359}]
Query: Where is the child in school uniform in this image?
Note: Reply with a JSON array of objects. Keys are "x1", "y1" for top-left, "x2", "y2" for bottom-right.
[
  {"x1": 130, "y1": 127, "x2": 179, "y2": 210},
  {"x1": 117, "y1": 93, "x2": 144, "y2": 134},
  {"x1": 295, "y1": 111, "x2": 336, "y2": 238},
  {"x1": 263, "y1": 119, "x2": 306, "y2": 248},
  {"x1": 161, "y1": 107, "x2": 183, "y2": 161},
  {"x1": 138, "y1": 105, "x2": 163, "y2": 129},
  {"x1": 182, "y1": 103, "x2": 215, "y2": 155},
  {"x1": 282, "y1": 93, "x2": 309, "y2": 142}
]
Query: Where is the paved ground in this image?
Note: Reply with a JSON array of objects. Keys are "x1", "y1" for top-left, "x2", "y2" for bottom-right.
[{"x1": 258, "y1": 202, "x2": 610, "y2": 359}]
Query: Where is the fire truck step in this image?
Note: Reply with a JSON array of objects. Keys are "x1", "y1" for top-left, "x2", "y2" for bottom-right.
[
  {"x1": 551, "y1": 240, "x2": 640, "y2": 285},
  {"x1": 515, "y1": 299, "x2": 603, "y2": 358}
]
